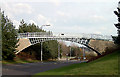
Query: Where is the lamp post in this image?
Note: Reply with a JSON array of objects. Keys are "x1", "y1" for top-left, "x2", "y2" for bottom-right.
[
  {"x1": 40, "y1": 24, "x2": 50, "y2": 30},
  {"x1": 66, "y1": 53, "x2": 68, "y2": 62},
  {"x1": 40, "y1": 24, "x2": 50, "y2": 62},
  {"x1": 57, "y1": 33, "x2": 65, "y2": 60},
  {"x1": 41, "y1": 42, "x2": 43, "y2": 61},
  {"x1": 83, "y1": 46, "x2": 86, "y2": 60}
]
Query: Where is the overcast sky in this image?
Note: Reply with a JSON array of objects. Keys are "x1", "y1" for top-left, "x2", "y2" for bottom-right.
[{"x1": 1, "y1": 0, "x2": 120, "y2": 36}]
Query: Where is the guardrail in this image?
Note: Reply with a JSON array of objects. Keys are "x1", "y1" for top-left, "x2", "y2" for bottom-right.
[
  {"x1": 18, "y1": 32, "x2": 53, "y2": 38},
  {"x1": 17, "y1": 32, "x2": 112, "y2": 41}
]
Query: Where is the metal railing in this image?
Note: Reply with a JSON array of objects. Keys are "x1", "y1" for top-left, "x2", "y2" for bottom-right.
[
  {"x1": 18, "y1": 32, "x2": 53, "y2": 38},
  {"x1": 17, "y1": 32, "x2": 112, "y2": 41}
]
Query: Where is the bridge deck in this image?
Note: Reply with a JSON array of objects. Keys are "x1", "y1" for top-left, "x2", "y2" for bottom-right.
[{"x1": 18, "y1": 32, "x2": 112, "y2": 41}]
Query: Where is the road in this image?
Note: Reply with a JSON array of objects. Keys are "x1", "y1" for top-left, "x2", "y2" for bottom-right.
[{"x1": 2, "y1": 60, "x2": 85, "y2": 76}]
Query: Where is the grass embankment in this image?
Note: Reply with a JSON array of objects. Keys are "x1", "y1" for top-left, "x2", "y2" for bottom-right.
[
  {"x1": 2, "y1": 57, "x2": 40, "y2": 64},
  {"x1": 35, "y1": 50, "x2": 119, "y2": 75}
]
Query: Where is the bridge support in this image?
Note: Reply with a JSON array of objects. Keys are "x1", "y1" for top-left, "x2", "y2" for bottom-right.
[{"x1": 41, "y1": 42, "x2": 43, "y2": 61}]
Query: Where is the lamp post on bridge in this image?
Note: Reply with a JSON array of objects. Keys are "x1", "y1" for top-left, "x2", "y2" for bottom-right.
[
  {"x1": 58, "y1": 41, "x2": 60, "y2": 60},
  {"x1": 57, "y1": 33, "x2": 65, "y2": 60},
  {"x1": 40, "y1": 24, "x2": 50, "y2": 30},
  {"x1": 41, "y1": 42, "x2": 43, "y2": 61},
  {"x1": 40, "y1": 24, "x2": 50, "y2": 62}
]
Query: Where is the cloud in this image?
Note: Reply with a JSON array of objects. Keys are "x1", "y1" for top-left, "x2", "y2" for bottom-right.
[
  {"x1": 37, "y1": 14, "x2": 46, "y2": 22},
  {"x1": 49, "y1": 0, "x2": 61, "y2": 6},
  {"x1": 64, "y1": 0, "x2": 119, "y2": 3},
  {"x1": 1, "y1": 2, "x2": 34, "y2": 29},
  {"x1": 91, "y1": 15, "x2": 106, "y2": 22},
  {"x1": 13, "y1": 3, "x2": 33, "y2": 14},
  {"x1": 57, "y1": 11, "x2": 65, "y2": 16},
  {"x1": 13, "y1": 20, "x2": 20, "y2": 29},
  {"x1": 1, "y1": 0, "x2": 117, "y2": 35},
  {"x1": 2, "y1": 2, "x2": 33, "y2": 15},
  {"x1": 56, "y1": 11, "x2": 71, "y2": 23},
  {"x1": 46, "y1": 24, "x2": 115, "y2": 35},
  {"x1": 94, "y1": 31, "x2": 102, "y2": 34},
  {"x1": 57, "y1": 11, "x2": 70, "y2": 17},
  {"x1": 37, "y1": 14, "x2": 53, "y2": 26},
  {"x1": 29, "y1": 20, "x2": 37, "y2": 25}
]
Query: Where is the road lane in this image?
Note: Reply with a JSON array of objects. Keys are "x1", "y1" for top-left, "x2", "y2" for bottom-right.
[{"x1": 2, "y1": 61, "x2": 84, "y2": 75}]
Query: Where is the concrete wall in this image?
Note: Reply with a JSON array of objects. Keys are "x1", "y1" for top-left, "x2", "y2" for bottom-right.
[
  {"x1": 88, "y1": 39, "x2": 115, "y2": 54},
  {"x1": 16, "y1": 38, "x2": 115, "y2": 55},
  {"x1": 16, "y1": 38, "x2": 31, "y2": 54}
]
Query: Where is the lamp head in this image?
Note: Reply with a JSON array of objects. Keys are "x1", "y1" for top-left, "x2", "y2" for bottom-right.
[{"x1": 46, "y1": 24, "x2": 50, "y2": 26}]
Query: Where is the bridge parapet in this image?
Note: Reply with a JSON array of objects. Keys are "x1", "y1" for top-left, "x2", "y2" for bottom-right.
[
  {"x1": 18, "y1": 32, "x2": 53, "y2": 38},
  {"x1": 18, "y1": 32, "x2": 112, "y2": 41},
  {"x1": 16, "y1": 32, "x2": 112, "y2": 55}
]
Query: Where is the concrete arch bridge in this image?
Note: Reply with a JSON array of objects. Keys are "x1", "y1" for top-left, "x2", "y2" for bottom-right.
[{"x1": 16, "y1": 32, "x2": 113, "y2": 61}]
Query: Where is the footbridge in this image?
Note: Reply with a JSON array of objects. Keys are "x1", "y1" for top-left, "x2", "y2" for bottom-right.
[{"x1": 16, "y1": 32, "x2": 112, "y2": 60}]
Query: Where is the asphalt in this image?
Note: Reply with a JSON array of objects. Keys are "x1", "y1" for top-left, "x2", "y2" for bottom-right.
[{"x1": 2, "y1": 60, "x2": 85, "y2": 76}]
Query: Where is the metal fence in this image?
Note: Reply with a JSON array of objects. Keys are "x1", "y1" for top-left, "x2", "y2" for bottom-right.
[
  {"x1": 17, "y1": 32, "x2": 112, "y2": 41},
  {"x1": 18, "y1": 32, "x2": 53, "y2": 38}
]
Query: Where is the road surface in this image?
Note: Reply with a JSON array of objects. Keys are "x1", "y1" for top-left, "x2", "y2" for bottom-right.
[{"x1": 2, "y1": 60, "x2": 85, "y2": 76}]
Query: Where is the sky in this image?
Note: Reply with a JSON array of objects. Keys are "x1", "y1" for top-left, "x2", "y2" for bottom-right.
[{"x1": 1, "y1": 0, "x2": 120, "y2": 36}]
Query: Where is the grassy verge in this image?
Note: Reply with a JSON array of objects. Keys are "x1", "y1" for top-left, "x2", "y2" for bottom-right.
[
  {"x1": 34, "y1": 50, "x2": 119, "y2": 75},
  {"x1": 2, "y1": 57, "x2": 40, "y2": 64}
]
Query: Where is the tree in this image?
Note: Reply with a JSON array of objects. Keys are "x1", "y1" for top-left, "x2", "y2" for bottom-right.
[
  {"x1": 112, "y1": 1, "x2": 120, "y2": 45},
  {"x1": 0, "y1": 9, "x2": 2, "y2": 61},
  {"x1": 18, "y1": 20, "x2": 58, "y2": 60},
  {"x1": 18, "y1": 19, "x2": 27, "y2": 33},
  {"x1": 59, "y1": 41, "x2": 69, "y2": 57},
  {"x1": 18, "y1": 19, "x2": 44, "y2": 33},
  {"x1": 42, "y1": 40, "x2": 58, "y2": 60},
  {"x1": 1, "y1": 11, "x2": 18, "y2": 60}
]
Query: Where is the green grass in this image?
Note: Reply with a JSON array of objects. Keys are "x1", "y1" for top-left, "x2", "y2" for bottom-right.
[{"x1": 34, "y1": 50, "x2": 119, "y2": 75}]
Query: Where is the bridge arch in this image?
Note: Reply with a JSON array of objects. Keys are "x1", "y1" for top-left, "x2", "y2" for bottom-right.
[
  {"x1": 16, "y1": 32, "x2": 112, "y2": 55},
  {"x1": 15, "y1": 37, "x2": 102, "y2": 56}
]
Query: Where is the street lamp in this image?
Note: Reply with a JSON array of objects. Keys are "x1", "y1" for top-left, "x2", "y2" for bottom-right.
[
  {"x1": 41, "y1": 42, "x2": 43, "y2": 61},
  {"x1": 57, "y1": 33, "x2": 65, "y2": 60},
  {"x1": 40, "y1": 24, "x2": 50, "y2": 30},
  {"x1": 66, "y1": 53, "x2": 68, "y2": 62},
  {"x1": 82, "y1": 46, "x2": 86, "y2": 60},
  {"x1": 40, "y1": 24, "x2": 50, "y2": 62},
  {"x1": 58, "y1": 33, "x2": 65, "y2": 36}
]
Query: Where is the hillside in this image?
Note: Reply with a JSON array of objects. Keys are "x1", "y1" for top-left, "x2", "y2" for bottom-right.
[{"x1": 35, "y1": 50, "x2": 119, "y2": 75}]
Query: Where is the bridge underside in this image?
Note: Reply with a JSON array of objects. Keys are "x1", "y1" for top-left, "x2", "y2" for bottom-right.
[
  {"x1": 16, "y1": 38, "x2": 31, "y2": 54},
  {"x1": 16, "y1": 37, "x2": 102, "y2": 56}
]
